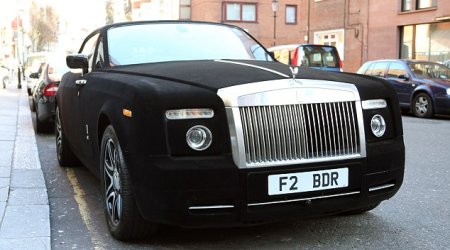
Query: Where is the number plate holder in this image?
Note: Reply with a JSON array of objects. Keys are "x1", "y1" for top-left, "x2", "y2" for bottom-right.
[{"x1": 268, "y1": 168, "x2": 349, "y2": 195}]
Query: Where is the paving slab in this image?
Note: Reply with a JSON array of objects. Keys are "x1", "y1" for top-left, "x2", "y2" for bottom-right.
[
  {"x1": 0, "y1": 141, "x2": 14, "y2": 167},
  {"x1": 0, "y1": 125, "x2": 17, "y2": 140},
  {"x1": 0, "y1": 166, "x2": 11, "y2": 178},
  {"x1": 0, "y1": 186, "x2": 9, "y2": 202},
  {"x1": 13, "y1": 137, "x2": 41, "y2": 169},
  {"x1": 10, "y1": 169, "x2": 46, "y2": 188},
  {"x1": 0, "y1": 238, "x2": 50, "y2": 250},
  {"x1": 8, "y1": 188, "x2": 48, "y2": 206},
  {"x1": 0, "y1": 201, "x2": 5, "y2": 222},
  {"x1": 0, "y1": 205, "x2": 50, "y2": 238}
]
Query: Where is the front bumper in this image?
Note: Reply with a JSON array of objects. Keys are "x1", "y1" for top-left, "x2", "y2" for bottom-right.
[
  {"x1": 36, "y1": 97, "x2": 56, "y2": 123},
  {"x1": 124, "y1": 136, "x2": 404, "y2": 227},
  {"x1": 434, "y1": 95, "x2": 450, "y2": 115}
]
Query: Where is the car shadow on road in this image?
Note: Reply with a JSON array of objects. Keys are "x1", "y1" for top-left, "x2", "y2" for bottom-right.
[{"x1": 126, "y1": 211, "x2": 395, "y2": 248}]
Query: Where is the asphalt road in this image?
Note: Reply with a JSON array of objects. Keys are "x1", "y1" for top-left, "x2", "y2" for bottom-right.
[{"x1": 34, "y1": 114, "x2": 450, "y2": 250}]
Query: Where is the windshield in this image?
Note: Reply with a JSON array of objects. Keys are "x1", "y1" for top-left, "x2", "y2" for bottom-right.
[
  {"x1": 107, "y1": 23, "x2": 272, "y2": 66},
  {"x1": 299, "y1": 46, "x2": 339, "y2": 68},
  {"x1": 409, "y1": 62, "x2": 450, "y2": 79},
  {"x1": 48, "y1": 61, "x2": 70, "y2": 82}
]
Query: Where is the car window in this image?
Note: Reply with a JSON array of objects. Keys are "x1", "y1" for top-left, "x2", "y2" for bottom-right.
[
  {"x1": 107, "y1": 23, "x2": 272, "y2": 65},
  {"x1": 357, "y1": 62, "x2": 371, "y2": 74},
  {"x1": 367, "y1": 62, "x2": 388, "y2": 77},
  {"x1": 273, "y1": 48, "x2": 293, "y2": 65},
  {"x1": 48, "y1": 62, "x2": 70, "y2": 82},
  {"x1": 386, "y1": 62, "x2": 408, "y2": 78},
  {"x1": 298, "y1": 46, "x2": 339, "y2": 68},
  {"x1": 94, "y1": 37, "x2": 105, "y2": 69},
  {"x1": 409, "y1": 62, "x2": 450, "y2": 79},
  {"x1": 79, "y1": 33, "x2": 100, "y2": 72}
]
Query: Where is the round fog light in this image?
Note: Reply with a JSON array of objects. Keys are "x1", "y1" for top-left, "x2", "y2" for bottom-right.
[
  {"x1": 186, "y1": 125, "x2": 212, "y2": 151},
  {"x1": 370, "y1": 114, "x2": 386, "y2": 137}
]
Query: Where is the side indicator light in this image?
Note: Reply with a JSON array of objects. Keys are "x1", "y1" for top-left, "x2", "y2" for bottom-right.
[{"x1": 123, "y1": 109, "x2": 132, "y2": 118}]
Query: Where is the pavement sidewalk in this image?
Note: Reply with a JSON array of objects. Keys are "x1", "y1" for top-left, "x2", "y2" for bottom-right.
[{"x1": 0, "y1": 84, "x2": 50, "y2": 249}]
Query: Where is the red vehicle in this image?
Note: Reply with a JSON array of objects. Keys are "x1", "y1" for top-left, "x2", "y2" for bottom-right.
[{"x1": 268, "y1": 44, "x2": 343, "y2": 72}]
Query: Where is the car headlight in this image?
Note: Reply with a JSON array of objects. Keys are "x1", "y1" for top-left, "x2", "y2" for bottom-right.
[
  {"x1": 446, "y1": 88, "x2": 450, "y2": 96},
  {"x1": 166, "y1": 108, "x2": 214, "y2": 120},
  {"x1": 186, "y1": 125, "x2": 212, "y2": 151},
  {"x1": 370, "y1": 114, "x2": 386, "y2": 137}
]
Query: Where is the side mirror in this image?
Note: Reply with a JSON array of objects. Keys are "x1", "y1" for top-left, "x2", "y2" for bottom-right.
[
  {"x1": 66, "y1": 54, "x2": 89, "y2": 75},
  {"x1": 398, "y1": 74, "x2": 409, "y2": 81},
  {"x1": 29, "y1": 72, "x2": 40, "y2": 79}
]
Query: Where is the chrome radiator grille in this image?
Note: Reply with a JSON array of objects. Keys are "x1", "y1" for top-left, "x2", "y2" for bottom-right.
[{"x1": 239, "y1": 101, "x2": 360, "y2": 164}]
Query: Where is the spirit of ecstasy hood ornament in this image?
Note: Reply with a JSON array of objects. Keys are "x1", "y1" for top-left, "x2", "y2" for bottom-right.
[
  {"x1": 290, "y1": 66, "x2": 298, "y2": 80},
  {"x1": 289, "y1": 66, "x2": 301, "y2": 84}
]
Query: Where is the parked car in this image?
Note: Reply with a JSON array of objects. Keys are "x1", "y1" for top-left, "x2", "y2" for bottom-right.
[
  {"x1": 57, "y1": 21, "x2": 404, "y2": 240},
  {"x1": 25, "y1": 52, "x2": 48, "y2": 95},
  {"x1": 357, "y1": 59, "x2": 450, "y2": 118},
  {"x1": 31, "y1": 58, "x2": 69, "y2": 132},
  {"x1": 268, "y1": 44, "x2": 343, "y2": 72},
  {"x1": 443, "y1": 59, "x2": 450, "y2": 68}
]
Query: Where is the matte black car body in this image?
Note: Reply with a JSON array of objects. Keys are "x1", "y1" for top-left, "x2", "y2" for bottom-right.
[
  {"x1": 357, "y1": 59, "x2": 450, "y2": 118},
  {"x1": 56, "y1": 21, "x2": 404, "y2": 240}
]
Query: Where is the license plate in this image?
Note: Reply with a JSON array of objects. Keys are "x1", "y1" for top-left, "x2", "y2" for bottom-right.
[{"x1": 268, "y1": 168, "x2": 348, "y2": 195}]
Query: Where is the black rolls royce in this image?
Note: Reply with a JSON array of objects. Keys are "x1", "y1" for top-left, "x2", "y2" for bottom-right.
[{"x1": 56, "y1": 21, "x2": 405, "y2": 240}]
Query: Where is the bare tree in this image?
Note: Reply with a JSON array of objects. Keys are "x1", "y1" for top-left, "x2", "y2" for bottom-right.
[
  {"x1": 29, "y1": 1, "x2": 59, "y2": 51},
  {"x1": 106, "y1": 0, "x2": 114, "y2": 24},
  {"x1": 124, "y1": 0, "x2": 132, "y2": 21}
]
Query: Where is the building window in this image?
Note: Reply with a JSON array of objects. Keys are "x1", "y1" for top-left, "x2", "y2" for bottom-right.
[
  {"x1": 400, "y1": 22, "x2": 450, "y2": 62},
  {"x1": 180, "y1": 0, "x2": 191, "y2": 20},
  {"x1": 224, "y1": 2, "x2": 257, "y2": 22},
  {"x1": 417, "y1": 0, "x2": 437, "y2": 9},
  {"x1": 285, "y1": 5, "x2": 297, "y2": 24},
  {"x1": 401, "y1": 0, "x2": 412, "y2": 11}
]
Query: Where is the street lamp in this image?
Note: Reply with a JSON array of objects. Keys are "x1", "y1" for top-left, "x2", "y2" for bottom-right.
[{"x1": 272, "y1": 0, "x2": 279, "y2": 46}]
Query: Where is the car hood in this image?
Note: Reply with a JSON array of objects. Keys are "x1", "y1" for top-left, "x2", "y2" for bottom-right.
[
  {"x1": 429, "y1": 78, "x2": 450, "y2": 87},
  {"x1": 108, "y1": 60, "x2": 292, "y2": 90},
  {"x1": 106, "y1": 60, "x2": 393, "y2": 100}
]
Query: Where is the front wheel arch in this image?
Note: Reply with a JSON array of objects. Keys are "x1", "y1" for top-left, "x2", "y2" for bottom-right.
[{"x1": 100, "y1": 125, "x2": 156, "y2": 240}]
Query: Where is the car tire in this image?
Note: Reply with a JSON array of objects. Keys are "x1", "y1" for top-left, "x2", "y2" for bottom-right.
[
  {"x1": 55, "y1": 106, "x2": 80, "y2": 166},
  {"x1": 342, "y1": 202, "x2": 381, "y2": 215},
  {"x1": 100, "y1": 125, "x2": 156, "y2": 240},
  {"x1": 412, "y1": 93, "x2": 433, "y2": 118}
]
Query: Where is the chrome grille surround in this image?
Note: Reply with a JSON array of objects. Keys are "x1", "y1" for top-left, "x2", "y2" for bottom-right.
[{"x1": 218, "y1": 79, "x2": 366, "y2": 169}]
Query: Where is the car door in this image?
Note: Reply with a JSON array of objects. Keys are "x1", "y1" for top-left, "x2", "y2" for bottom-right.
[
  {"x1": 385, "y1": 62, "x2": 416, "y2": 106},
  {"x1": 62, "y1": 33, "x2": 100, "y2": 162}
]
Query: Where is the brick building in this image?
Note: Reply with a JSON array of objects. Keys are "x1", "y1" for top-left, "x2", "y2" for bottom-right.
[{"x1": 129, "y1": 0, "x2": 450, "y2": 72}]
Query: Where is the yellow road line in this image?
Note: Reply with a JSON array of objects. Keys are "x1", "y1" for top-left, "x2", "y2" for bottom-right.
[{"x1": 66, "y1": 168, "x2": 106, "y2": 250}]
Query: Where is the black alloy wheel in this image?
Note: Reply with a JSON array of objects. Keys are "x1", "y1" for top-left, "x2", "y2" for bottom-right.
[
  {"x1": 55, "y1": 106, "x2": 79, "y2": 166},
  {"x1": 100, "y1": 125, "x2": 156, "y2": 240},
  {"x1": 412, "y1": 93, "x2": 433, "y2": 118}
]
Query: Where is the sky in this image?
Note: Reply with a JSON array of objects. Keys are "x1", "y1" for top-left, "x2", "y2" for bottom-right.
[{"x1": 0, "y1": 0, "x2": 107, "y2": 53}]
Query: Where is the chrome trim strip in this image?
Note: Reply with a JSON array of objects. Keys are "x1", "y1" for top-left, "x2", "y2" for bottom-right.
[
  {"x1": 362, "y1": 99, "x2": 387, "y2": 110},
  {"x1": 214, "y1": 59, "x2": 290, "y2": 78},
  {"x1": 189, "y1": 205, "x2": 235, "y2": 210},
  {"x1": 248, "y1": 191, "x2": 361, "y2": 207},
  {"x1": 369, "y1": 183, "x2": 395, "y2": 192}
]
